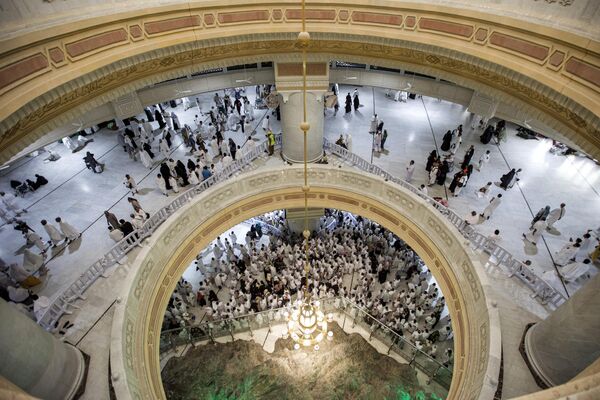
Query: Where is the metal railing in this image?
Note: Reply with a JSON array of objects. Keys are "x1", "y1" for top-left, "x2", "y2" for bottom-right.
[
  {"x1": 159, "y1": 297, "x2": 452, "y2": 390},
  {"x1": 38, "y1": 134, "x2": 565, "y2": 332},
  {"x1": 37, "y1": 136, "x2": 278, "y2": 331},
  {"x1": 324, "y1": 139, "x2": 567, "y2": 309}
]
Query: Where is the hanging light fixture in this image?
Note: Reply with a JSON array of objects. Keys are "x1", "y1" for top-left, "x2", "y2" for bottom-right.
[{"x1": 285, "y1": 0, "x2": 332, "y2": 350}]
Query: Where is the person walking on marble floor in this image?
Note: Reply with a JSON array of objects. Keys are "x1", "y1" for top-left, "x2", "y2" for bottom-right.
[
  {"x1": 27, "y1": 230, "x2": 48, "y2": 254},
  {"x1": 530, "y1": 206, "x2": 550, "y2": 229},
  {"x1": 425, "y1": 150, "x2": 438, "y2": 172},
  {"x1": 381, "y1": 129, "x2": 388, "y2": 151},
  {"x1": 440, "y1": 130, "x2": 452, "y2": 152},
  {"x1": 262, "y1": 115, "x2": 270, "y2": 132},
  {"x1": 523, "y1": 218, "x2": 547, "y2": 246},
  {"x1": 41, "y1": 219, "x2": 65, "y2": 247},
  {"x1": 405, "y1": 160, "x2": 415, "y2": 183},
  {"x1": 0, "y1": 192, "x2": 27, "y2": 216},
  {"x1": 156, "y1": 174, "x2": 168, "y2": 196},
  {"x1": 369, "y1": 114, "x2": 379, "y2": 134},
  {"x1": 476, "y1": 181, "x2": 493, "y2": 198},
  {"x1": 374, "y1": 131, "x2": 382, "y2": 153},
  {"x1": 428, "y1": 161, "x2": 439, "y2": 186},
  {"x1": 460, "y1": 145, "x2": 475, "y2": 170},
  {"x1": 159, "y1": 139, "x2": 170, "y2": 159},
  {"x1": 480, "y1": 193, "x2": 502, "y2": 220},
  {"x1": 449, "y1": 132, "x2": 462, "y2": 156},
  {"x1": 104, "y1": 210, "x2": 120, "y2": 230},
  {"x1": 55, "y1": 217, "x2": 81, "y2": 243},
  {"x1": 123, "y1": 174, "x2": 138, "y2": 195},
  {"x1": 344, "y1": 133, "x2": 353, "y2": 152},
  {"x1": 171, "y1": 111, "x2": 181, "y2": 131},
  {"x1": 546, "y1": 203, "x2": 566, "y2": 231},
  {"x1": 476, "y1": 150, "x2": 491, "y2": 171},
  {"x1": 499, "y1": 168, "x2": 516, "y2": 190},
  {"x1": 266, "y1": 130, "x2": 275, "y2": 156},
  {"x1": 353, "y1": 89, "x2": 360, "y2": 111},
  {"x1": 507, "y1": 168, "x2": 522, "y2": 189},
  {"x1": 345, "y1": 93, "x2": 352, "y2": 113}
]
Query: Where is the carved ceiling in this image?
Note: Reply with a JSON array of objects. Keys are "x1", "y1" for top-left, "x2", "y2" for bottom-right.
[{"x1": 0, "y1": 1, "x2": 599, "y2": 163}]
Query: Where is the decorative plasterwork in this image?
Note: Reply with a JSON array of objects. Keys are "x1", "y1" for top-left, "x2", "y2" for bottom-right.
[
  {"x1": 0, "y1": 2, "x2": 598, "y2": 162},
  {"x1": 111, "y1": 166, "x2": 500, "y2": 400},
  {"x1": 534, "y1": 0, "x2": 574, "y2": 6}
]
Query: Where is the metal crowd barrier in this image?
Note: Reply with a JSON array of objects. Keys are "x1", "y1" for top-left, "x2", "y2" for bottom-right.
[
  {"x1": 323, "y1": 139, "x2": 567, "y2": 309},
  {"x1": 37, "y1": 137, "x2": 276, "y2": 330},
  {"x1": 38, "y1": 134, "x2": 565, "y2": 332}
]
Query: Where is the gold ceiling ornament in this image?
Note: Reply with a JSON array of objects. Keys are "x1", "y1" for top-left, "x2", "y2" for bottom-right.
[{"x1": 284, "y1": 0, "x2": 333, "y2": 351}]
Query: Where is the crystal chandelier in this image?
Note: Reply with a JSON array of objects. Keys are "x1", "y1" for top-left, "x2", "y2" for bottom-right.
[{"x1": 284, "y1": 0, "x2": 333, "y2": 351}]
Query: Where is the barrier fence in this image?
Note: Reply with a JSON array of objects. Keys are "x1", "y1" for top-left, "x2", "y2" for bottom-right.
[
  {"x1": 38, "y1": 134, "x2": 565, "y2": 331},
  {"x1": 323, "y1": 139, "x2": 567, "y2": 309},
  {"x1": 37, "y1": 136, "x2": 279, "y2": 330}
]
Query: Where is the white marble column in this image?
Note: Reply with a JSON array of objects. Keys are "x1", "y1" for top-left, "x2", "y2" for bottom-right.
[
  {"x1": 0, "y1": 300, "x2": 86, "y2": 400},
  {"x1": 280, "y1": 91, "x2": 324, "y2": 163},
  {"x1": 524, "y1": 274, "x2": 600, "y2": 386}
]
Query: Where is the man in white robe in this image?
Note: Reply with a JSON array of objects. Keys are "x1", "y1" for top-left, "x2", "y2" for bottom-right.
[
  {"x1": 0, "y1": 192, "x2": 26, "y2": 215},
  {"x1": 554, "y1": 241, "x2": 578, "y2": 266},
  {"x1": 546, "y1": 203, "x2": 566, "y2": 230},
  {"x1": 41, "y1": 219, "x2": 65, "y2": 246},
  {"x1": 405, "y1": 160, "x2": 415, "y2": 182},
  {"x1": 523, "y1": 218, "x2": 547, "y2": 246},
  {"x1": 480, "y1": 194, "x2": 502, "y2": 220},
  {"x1": 56, "y1": 217, "x2": 81, "y2": 242},
  {"x1": 477, "y1": 150, "x2": 491, "y2": 171}
]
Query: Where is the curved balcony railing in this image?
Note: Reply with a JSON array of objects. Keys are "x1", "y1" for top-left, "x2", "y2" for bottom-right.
[
  {"x1": 159, "y1": 297, "x2": 452, "y2": 391},
  {"x1": 323, "y1": 139, "x2": 567, "y2": 309},
  {"x1": 37, "y1": 134, "x2": 282, "y2": 331},
  {"x1": 38, "y1": 132, "x2": 565, "y2": 332}
]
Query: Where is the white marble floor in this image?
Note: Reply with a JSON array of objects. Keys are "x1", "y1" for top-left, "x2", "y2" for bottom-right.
[
  {"x1": 324, "y1": 85, "x2": 600, "y2": 297},
  {"x1": 1, "y1": 84, "x2": 599, "y2": 399},
  {"x1": 0, "y1": 89, "x2": 277, "y2": 301}
]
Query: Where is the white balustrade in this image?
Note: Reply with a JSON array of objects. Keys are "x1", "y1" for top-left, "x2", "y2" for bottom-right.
[
  {"x1": 38, "y1": 136, "x2": 567, "y2": 331},
  {"x1": 324, "y1": 138, "x2": 567, "y2": 309}
]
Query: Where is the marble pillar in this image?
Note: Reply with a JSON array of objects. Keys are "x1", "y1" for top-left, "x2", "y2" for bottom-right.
[
  {"x1": 280, "y1": 91, "x2": 324, "y2": 163},
  {"x1": 0, "y1": 300, "x2": 86, "y2": 400},
  {"x1": 524, "y1": 274, "x2": 600, "y2": 386}
]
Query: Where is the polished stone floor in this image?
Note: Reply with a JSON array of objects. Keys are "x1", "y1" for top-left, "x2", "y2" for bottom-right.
[
  {"x1": 325, "y1": 85, "x2": 600, "y2": 297},
  {"x1": 0, "y1": 89, "x2": 277, "y2": 300},
  {"x1": 1, "y1": 85, "x2": 599, "y2": 399}
]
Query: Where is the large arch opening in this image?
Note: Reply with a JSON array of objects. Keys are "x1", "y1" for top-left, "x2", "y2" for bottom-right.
[{"x1": 110, "y1": 165, "x2": 501, "y2": 400}]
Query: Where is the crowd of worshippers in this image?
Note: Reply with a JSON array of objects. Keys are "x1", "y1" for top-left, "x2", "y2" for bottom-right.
[
  {"x1": 105, "y1": 89, "x2": 269, "y2": 196},
  {"x1": 163, "y1": 210, "x2": 454, "y2": 364}
]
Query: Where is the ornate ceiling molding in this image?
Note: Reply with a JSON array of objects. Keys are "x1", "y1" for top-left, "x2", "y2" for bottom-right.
[{"x1": 0, "y1": 2, "x2": 599, "y2": 162}]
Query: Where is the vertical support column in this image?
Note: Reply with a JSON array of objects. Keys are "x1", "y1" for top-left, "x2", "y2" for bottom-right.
[
  {"x1": 280, "y1": 91, "x2": 324, "y2": 162},
  {"x1": 275, "y1": 62, "x2": 329, "y2": 163},
  {"x1": 467, "y1": 91, "x2": 498, "y2": 121},
  {"x1": 523, "y1": 274, "x2": 600, "y2": 386},
  {"x1": 0, "y1": 300, "x2": 86, "y2": 400},
  {"x1": 112, "y1": 91, "x2": 144, "y2": 120}
]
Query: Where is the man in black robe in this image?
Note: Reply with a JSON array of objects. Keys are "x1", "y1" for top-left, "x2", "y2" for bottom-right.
[
  {"x1": 440, "y1": 130, "x2": 452, "y2": 151},
  {"x1": 159, "y1": 162, "x2": 172, "y2": 190},
  {"x1": 499, "y1": 169, "x2": 515, "y2": 190},
  {"x1": 461, "y1": 145, "x2": 475, "y2": 169}
]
